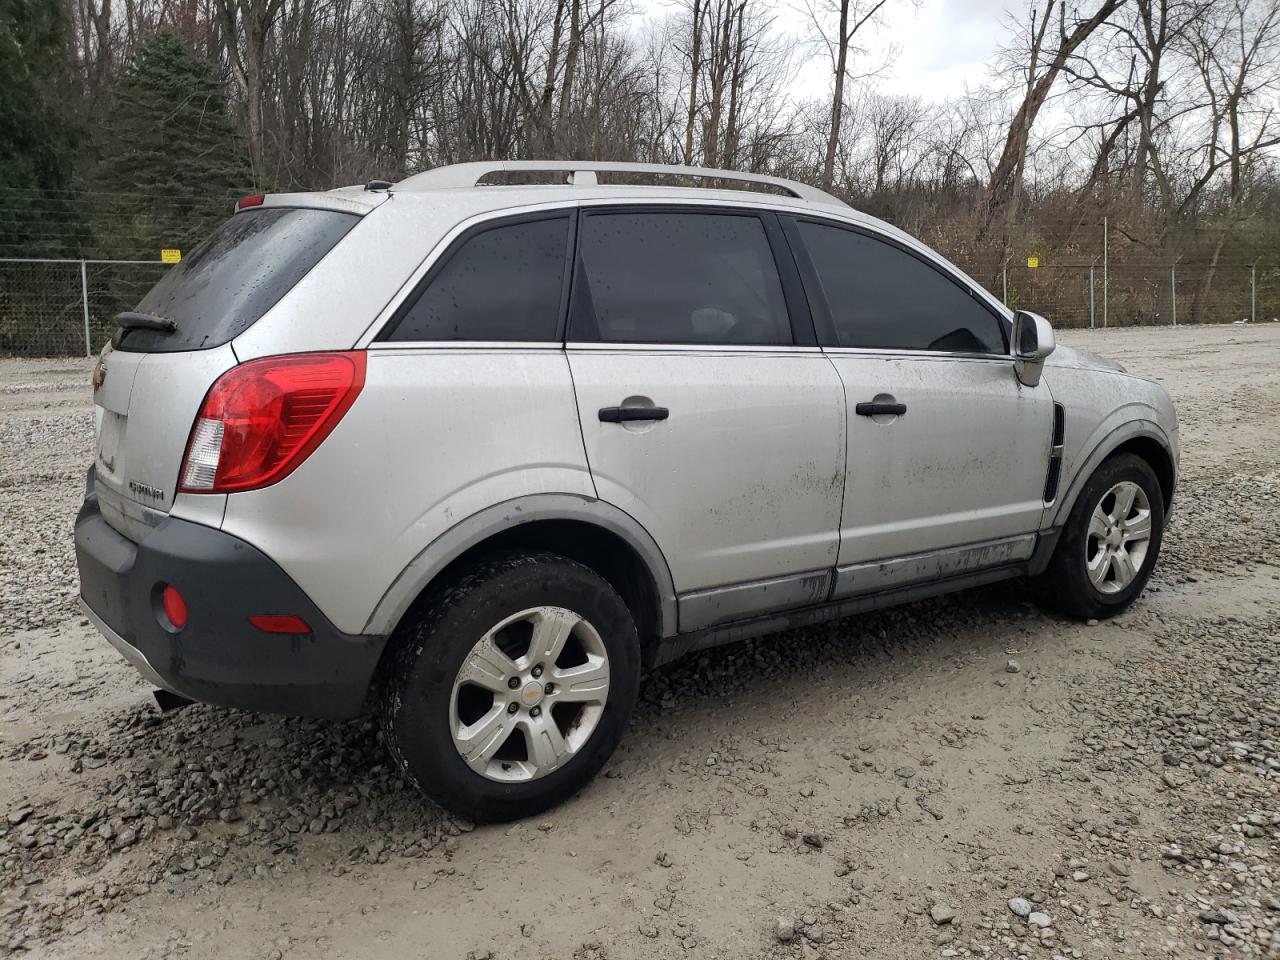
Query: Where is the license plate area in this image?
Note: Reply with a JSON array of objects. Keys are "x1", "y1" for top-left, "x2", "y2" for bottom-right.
[{"x1": 97, "y1": 409, "x2": 125, "y2": 480}]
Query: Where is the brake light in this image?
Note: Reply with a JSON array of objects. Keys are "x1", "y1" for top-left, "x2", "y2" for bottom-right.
[
  {"x1": 178, "y1": 352, "x2": 365, "y2": 494},
  {"x1": 235, "y1": 194, "x2": 265, "y2": 212}
]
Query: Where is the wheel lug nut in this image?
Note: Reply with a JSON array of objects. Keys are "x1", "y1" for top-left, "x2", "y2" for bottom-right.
[
  {"x1": 544, "y1": 683, "x2": 555, "y2": 694},
  {"x1": 530, "y1": 706, "x2": 541, "y2": 718},
  {"x1": 507, "y1": 702, "x2": 519, "y2": 714},
  {"x1": 507, "y1": 676, "x2": 520, "y2": 689},
  {"x1": 531, "y1": 664, "x2": 543, "y2": 678}
]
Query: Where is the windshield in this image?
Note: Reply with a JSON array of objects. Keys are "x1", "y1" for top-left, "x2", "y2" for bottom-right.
[{"x1": 114, "y1": 206, "x2": 359, "y2": 352}]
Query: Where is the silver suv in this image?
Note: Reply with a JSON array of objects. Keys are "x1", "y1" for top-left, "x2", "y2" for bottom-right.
[{"x1": 75, "y1": 161, "x2": 1179, "y2": 821}]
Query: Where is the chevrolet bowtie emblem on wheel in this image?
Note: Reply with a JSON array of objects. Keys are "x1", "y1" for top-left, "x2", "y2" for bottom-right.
[{"x1": 92, "y1": 357, "x2": 106, "y2": 391}]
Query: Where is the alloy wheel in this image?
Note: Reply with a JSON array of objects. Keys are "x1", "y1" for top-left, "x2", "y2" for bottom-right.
[
  {"x1": 449, "y1": 606, "x2": 610, "y2": 782},
  {"x1": 1085, "y1": 480, "x2": 1153, "y2": 595}
]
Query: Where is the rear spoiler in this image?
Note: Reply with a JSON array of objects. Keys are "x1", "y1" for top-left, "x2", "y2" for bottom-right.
[{"x1": 235, "y1": 190, "x2": 387, "y2": 217}]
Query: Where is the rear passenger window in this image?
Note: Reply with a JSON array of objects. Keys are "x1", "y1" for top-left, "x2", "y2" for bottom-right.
[
  {"x1": 571, "y1": 211, "x2": 792, "y2": 345},
  {"x1": 387, "y1": 216, "x2": 569, "y2": 342},
  {"x1": 797, "y1": 221, "x2": 1006, "y2": 354}
]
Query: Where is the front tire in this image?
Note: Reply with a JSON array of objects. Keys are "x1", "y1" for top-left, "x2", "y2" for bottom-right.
[
  {"x1": 380, "y1": 550, "x2": 640, "y2": 822},
  {"x1": 1036, "y1": 453, "x2": 1165, "y2": 620}
]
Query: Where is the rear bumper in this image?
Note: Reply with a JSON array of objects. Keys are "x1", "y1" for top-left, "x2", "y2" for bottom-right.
[{"x1": 74, "y1": 477, "x2": 386, "y2": 719}]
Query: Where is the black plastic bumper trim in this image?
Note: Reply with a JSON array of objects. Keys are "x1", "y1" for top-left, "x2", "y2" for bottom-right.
[{"x1": 75, "y1": 483, "x2": 386, "y2": 719}]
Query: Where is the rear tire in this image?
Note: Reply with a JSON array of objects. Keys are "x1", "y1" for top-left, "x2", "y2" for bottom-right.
[
  {"x1": 380, "y1": 550, "x2": 640, "y2": 822},
  {"x1": 1035, "y1": 453, "x2": 1165, "y2": 620}
]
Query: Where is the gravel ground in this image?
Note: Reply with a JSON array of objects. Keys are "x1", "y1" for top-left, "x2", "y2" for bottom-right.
[{"x1": 1, "y1": 325, "x2": 1277, "y2": 960}]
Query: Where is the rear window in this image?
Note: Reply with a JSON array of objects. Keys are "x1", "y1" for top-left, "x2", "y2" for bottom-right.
[{"x1": 114, "y1": 207, "x2": 359, "y2": 352}]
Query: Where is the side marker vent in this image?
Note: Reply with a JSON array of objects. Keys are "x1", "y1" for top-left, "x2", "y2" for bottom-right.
[{"x1": 1044, "y1": 403, "x2": 1066, "y2": 503}]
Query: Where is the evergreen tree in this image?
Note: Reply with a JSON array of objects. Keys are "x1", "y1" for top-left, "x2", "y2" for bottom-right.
[
  {"x1": 0, "y1": 0, "x2": 82, "y2": 256},
  {"x1": 96, "y1": 30, "x2": 252, "y2": 260}
]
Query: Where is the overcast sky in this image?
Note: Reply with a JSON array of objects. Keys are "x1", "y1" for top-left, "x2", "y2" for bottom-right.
[
  {"x1": 867, "y1": 0, "x2": 1024, "y2": 100},
  {"x1": 641, "y1": 0, "x2": 1027, "y2": 103}
]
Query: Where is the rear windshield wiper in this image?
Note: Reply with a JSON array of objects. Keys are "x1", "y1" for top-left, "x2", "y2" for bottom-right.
[{"x1": 115, "y1": 311, "x2": 177, "y2": 333}]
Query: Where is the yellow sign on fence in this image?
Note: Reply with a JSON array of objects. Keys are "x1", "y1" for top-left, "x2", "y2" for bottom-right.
[
  {"x1": 1027, "y1": 256, "x2": 1040, "y2": 269},
  {"x1": 160, "y1": 249, "x2": 182, "y2": 264}
]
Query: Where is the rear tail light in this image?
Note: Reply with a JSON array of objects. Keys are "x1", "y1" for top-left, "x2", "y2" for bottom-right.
[
  {"x1": 235, "y1": 194, "x2": 265, "y2": 212},
  {"x1": 179, "y1": 352, "x2": 365, "y2": 494}
]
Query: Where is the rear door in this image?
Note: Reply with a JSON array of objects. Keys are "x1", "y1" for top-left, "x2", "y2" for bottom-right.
[
  {"x1": 784, "y1": 217, "x2": 1054, "y2": 592},
  {"x1": 566, "y1": 206, "x2": 846, "y2": 631}
]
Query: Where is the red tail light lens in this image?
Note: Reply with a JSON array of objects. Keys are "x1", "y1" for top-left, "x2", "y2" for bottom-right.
[
  {"x1": 179, "y1": 352, "x2": 365, "y2": 494},
  {"x1": 235, "y1": 194, "x2": 265, "y2": 212}
]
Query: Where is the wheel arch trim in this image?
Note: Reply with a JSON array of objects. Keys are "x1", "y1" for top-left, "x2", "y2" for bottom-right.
[
  {"x1": 1051, "y1": 419, "x2": 1176, "y2": 528},
  {"x1": 363, "y1": 494, "x2": 679, "y2": 638}
]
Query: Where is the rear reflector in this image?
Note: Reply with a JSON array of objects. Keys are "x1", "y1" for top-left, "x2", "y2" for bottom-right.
[
  {"x1": 178, "y1": 352, "x2": 365, "y2": 494},
  {"x1": 249, "y1": 615, "x2": 311, "y2": 634},
  {"x1": 161, "y1": 584, "x2": 188, "y2": 629}
]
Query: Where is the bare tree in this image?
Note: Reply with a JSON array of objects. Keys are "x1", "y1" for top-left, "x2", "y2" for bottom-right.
[
  {"x1": 796, "y1": 0, "x2": 893, "y2": 190},
  {"x1": 217, "y1": 0, "x2": 286, "y2": 185},
  {"x1": 983, "y1": 0, "x2": 1127, "y2": 226},
  {"x1": 1065, "y1": 0, "x2": 1208, "y2": 214},
  {"x1": 681, "y1": 0, "x2": 705, "y2": 165},
  {"x1": 1185, "y1": 0, "x2": 1280, "y2": 319}
]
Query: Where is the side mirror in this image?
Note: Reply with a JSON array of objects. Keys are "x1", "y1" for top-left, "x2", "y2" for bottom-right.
[{"x1": 1012, "y1": 310, "x2": 1055, "y2": 387}]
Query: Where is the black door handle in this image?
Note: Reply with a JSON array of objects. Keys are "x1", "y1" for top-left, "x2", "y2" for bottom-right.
[
  {"x1": 599, "y1": 405, "x2": 669, "y2": 423},
  {"x1": 855, "y1": 401, "x2": 907, "y2": 417}
]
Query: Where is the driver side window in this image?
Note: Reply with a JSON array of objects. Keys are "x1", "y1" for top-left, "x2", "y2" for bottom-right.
[
  {"x1": 797, "y1": 220, "x2": 1006, "y2": 354},
  {"x1": 570, "y1": 210, "x2": 792, "y2": 345}
]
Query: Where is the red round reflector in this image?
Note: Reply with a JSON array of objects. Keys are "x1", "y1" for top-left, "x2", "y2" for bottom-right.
[
  {"x1": 249, "y1": 614, "x2": 311, "y2": 635},
  {"x1": 161, "y1": 585, "x2": 187, "y2": 630}
]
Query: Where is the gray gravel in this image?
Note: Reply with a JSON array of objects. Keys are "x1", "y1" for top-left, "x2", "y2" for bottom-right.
[{"x1": 0, "y1": 361, "x2": 92, "y2": 638}]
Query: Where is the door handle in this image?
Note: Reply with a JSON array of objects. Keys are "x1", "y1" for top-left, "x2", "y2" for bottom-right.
[
  {"x1": 599, "y1": 405, "x2": 670, "y2": 423},
  {"x1": 855, "y1": 401, "x2": 907, "y2": 417}
]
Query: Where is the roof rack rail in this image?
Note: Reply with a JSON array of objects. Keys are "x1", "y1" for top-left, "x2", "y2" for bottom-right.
[{"x1": 394, "y1": 160, "x2": 847, "y2": 207}]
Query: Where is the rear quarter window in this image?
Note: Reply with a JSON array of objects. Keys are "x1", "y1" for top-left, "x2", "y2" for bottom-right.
[
  {"x1": 114, "y1": 207, "x2": 359, "y2": 353},
  {"x1": 382, "y1": 215, "x2": 570, "y2": 342}
]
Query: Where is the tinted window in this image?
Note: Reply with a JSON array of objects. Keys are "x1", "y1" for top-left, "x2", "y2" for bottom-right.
[
  {"x1": 572, "y1": 212, "x2": 791, "y2": 345},
  {"x1": 117, "y1": 207, "x2": 359, "y2": 353},
  {"x1": 798, "y1": 221, "x2": 1006, "y2": 353},
  {"x1": 388, "y1": 217, "x2": 569, "y2": 342}
]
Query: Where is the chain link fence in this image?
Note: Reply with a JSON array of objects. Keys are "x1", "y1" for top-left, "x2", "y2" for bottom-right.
[
  {"x1": 998, "y1": 260, "x2": 1271, "y2": 329},
  {"x1": 0, "y1": 258, "x2": 169, "y2": 357},
  {"x1": 0, "y1": 249, "x2": 1274, "y2": 358}
]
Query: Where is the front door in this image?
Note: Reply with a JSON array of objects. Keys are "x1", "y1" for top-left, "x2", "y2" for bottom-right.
[
  {"x1": 786, "y1": 217, "x2": 1054, "y2": 588},
  {"x1": 566, "y1": 207, "x2": 846, "y2": 630},
  {"x1": 829, "y1": 353, "x2": 1052, "y2": 562}
]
